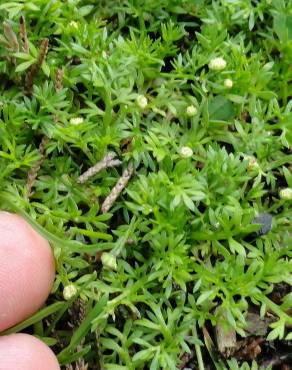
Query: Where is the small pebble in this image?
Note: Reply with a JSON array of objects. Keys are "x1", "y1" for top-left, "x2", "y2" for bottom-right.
[{"x1": 252, "y1": 213, "x2": 272, "y2": 236}]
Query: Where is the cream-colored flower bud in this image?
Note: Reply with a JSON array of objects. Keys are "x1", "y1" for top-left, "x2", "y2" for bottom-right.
[
  {"x1": 70, "y1": 117, "x2": 84, "y2": 125},
  {"x1": 136, "y1": 95, "x2": 148, "y2": 109},
  {"x1": 180, "y1": 146, "x2": 193, "y2": 158},
  {"x1": 244, "y1": 155, "x2": 260, "y2": 171},
  {"x1": 224, "y1": 78, "x2": 233, "y2": 88},
  {"x1": 69, "y1": 21, "x2": 78, "y2": 29},
  {"x1": 101, "y1": 252, "x2": 117, "y2": 270},
  {"x1": 208, "y1": 57, "x2": 227, "y2": 71},
  {"x1": 279, "y1": 188, "x2": 292, "y2": 200},
  {"x1": 63, "y1": 284, "x2": 78, "y2": 300},
  {"x1": 186, "y1": 105, "x2": 197, "y2": 117}
]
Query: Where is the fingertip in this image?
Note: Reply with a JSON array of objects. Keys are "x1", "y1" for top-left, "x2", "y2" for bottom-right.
[
  {"x1": 0, "y1": 333, "x2": 60, "y2": 370},
  {"x1": 0, "y1": 212, "x2": 55, "y2": 331}
]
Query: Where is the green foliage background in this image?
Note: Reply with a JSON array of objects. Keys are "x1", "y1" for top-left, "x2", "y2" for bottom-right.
[{"x1": 0, "y1": 0, "x2": 291, "y2": 369}]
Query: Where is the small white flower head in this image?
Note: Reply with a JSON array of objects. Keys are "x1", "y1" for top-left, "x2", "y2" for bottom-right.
[
  {"x1": 63, "y1": 284, "x2": 78, "y2": 301},
  {"x1": 69, "y1": 21, "x2": 78, "y2": 29},
  {"x1": 101, "y1": 252, "x2": 117, "y2": 270},
  {"x1": 279, "y1": 188, "x2": 292, "y2": 200},
  {"x1": 224, "y1": 78, "x2": 233, "y2": 88},
  {"x1": 208, "y1": 57, "x2": 227, "y2": 71},
  {"x1": 244, "y1": 155, "x2": 260, "y2": 171},
  {"x1": 70, "y1": 117, "x2": 84, "y2": 125},
  {"x1": 136, "y1": 95, "x2": 148, "y2": 109},
  {"x1": 179, "y1": 146, "x2": 193, "y2": 158},
  {"x1": 263, "y1": 62, "x2": 274, "y2": 71},
  {"x1": 186, "y1": 105, "x2": 197, "y2": 117}
]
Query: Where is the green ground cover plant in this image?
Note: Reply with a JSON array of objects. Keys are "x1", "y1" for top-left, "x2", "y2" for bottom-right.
[{"x1": 0, "y1": 0, "x2": 291, "y2": 368}]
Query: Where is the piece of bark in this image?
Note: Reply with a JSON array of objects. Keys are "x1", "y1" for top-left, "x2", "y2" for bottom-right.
[
  {"x1": 215, "y1": 309, "x2": 236, "y2": 358},
  {"x1": 245, "y1": 311, "x2": 273, "y2": 337}
]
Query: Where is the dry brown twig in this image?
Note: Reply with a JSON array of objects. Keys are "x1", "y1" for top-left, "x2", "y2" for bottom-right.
[
  {"x1": 65, "y1": 364, "x2": 88, "y2": 370},
  {"x1": 26, "y1": 136, "x2": 49, "y2": 196},
  {"x1": 68, "y1": 298, "x2": 87, "y2": 329},
  {"x1": 3, "y1": 21, "x2": 19, "y2": 51},
  {"x1": 26, "y1": 66, "x2": 64, "y2": 196},
  {"x1": 64, "y1": 344, "x2": 89, "y2": 370},
  {"x1": 2, "y1": 21, "x2": 19, "y2": 69},
  {"x1": 78, "y1": 152, "x2": 122, "y2": 184},
  {"x1": 19, "y1": 15, "x2": 29, "y2": 53},
  {"x1": 101, "y1": 162, "x2": 134, "y2": 213},
  {"x1": 53, "y1": 68, "x2": 64, "y2": 123},
  {"x1": 55, "y1": 68, "x2": 64, "y2": 92},
  {"x1": 25, "y1": 38, "x2": 49, "y2": 95}
]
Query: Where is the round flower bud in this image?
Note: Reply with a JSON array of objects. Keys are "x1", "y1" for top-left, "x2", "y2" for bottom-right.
[
  {"x1": 208, "y1": 57, "x2": 227, "y2": 71},
  {"x1": 136, "y1": 95, "x2": 148, "y2": 109},
  {"x1": 69, "y1": 21, "x2": 78, "y2": 29},
  {"x1": 224, "y1": 78, "x2": 233, "y2": 88},
  {"x1": 279, "y1": 188, "x2": 292, "y2": 200},
  {"x1": 63, "y1": 284, "x2": 78, "y2": 301},
  {"x1": 179, "y1": 146, "x2": 193, "y2": 158},
  {"x1": 244, "y1": 155, "x2": 260, "y2": 171},
  {"x1": 70, "y1": 117, "x2": 84, "y2": 125},
  {"x1": 101, "y1": 252, "x2": 117, "y2": 270},
  {"x1": 186, "y1": 105, "x2": 197, "y2": 117}
]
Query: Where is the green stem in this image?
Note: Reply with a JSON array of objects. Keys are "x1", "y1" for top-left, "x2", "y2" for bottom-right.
[
  {"x1": 193, "y1": 324, "x2": 205, "y2": 370},
  {"x1": 259, "y1": 295, "x2": 292, "y2": 324}
]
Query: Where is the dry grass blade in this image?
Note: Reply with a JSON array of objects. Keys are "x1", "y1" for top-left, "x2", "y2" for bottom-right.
[
  {"x1": 19, "y1": 15, "x2": 29, "y2": 53},
  {"x1": 101, "y1": 162, "x2": 134, "y2": 213},
  {"x1": 25, "y1": 38, "x2": 49, "y2": 95}
]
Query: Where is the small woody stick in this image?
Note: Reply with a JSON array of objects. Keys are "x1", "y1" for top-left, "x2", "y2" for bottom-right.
[
  {"x1": 25, "y1": 38, "x2": 49, "y2": 95},
  {"x1": 78, "y1": 152, "x2": 122, "y2": 184},
  {"x1": 101, "y1": 162, "x2": 134, "y2": 214},
  {"x1": 55, "y1": 68, "x2": 64, "y2": 92},
  {"x1": 26, "y1": 136, "x2": 49, "y2": 195},
  {"x1": 26, "y1": 67, "x2": 63, "y2": 196},
  {"x1": 3, "y1": 21, "x2": 19, "y2": 51},
  {"x1": 19, "y1": 15, "x2": 29, "y2": 53}
]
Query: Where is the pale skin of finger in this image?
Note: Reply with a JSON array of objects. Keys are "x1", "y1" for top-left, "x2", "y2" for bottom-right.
[
  {"x1": 0, "y1": 334, "x2": 60, "y2": 370},
  {"x1": 0, "y1": 211, "x2": 55, "y2": 331},
  {"x1": 0, "y1": 212, "x2": 60, "y2": 369}
]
